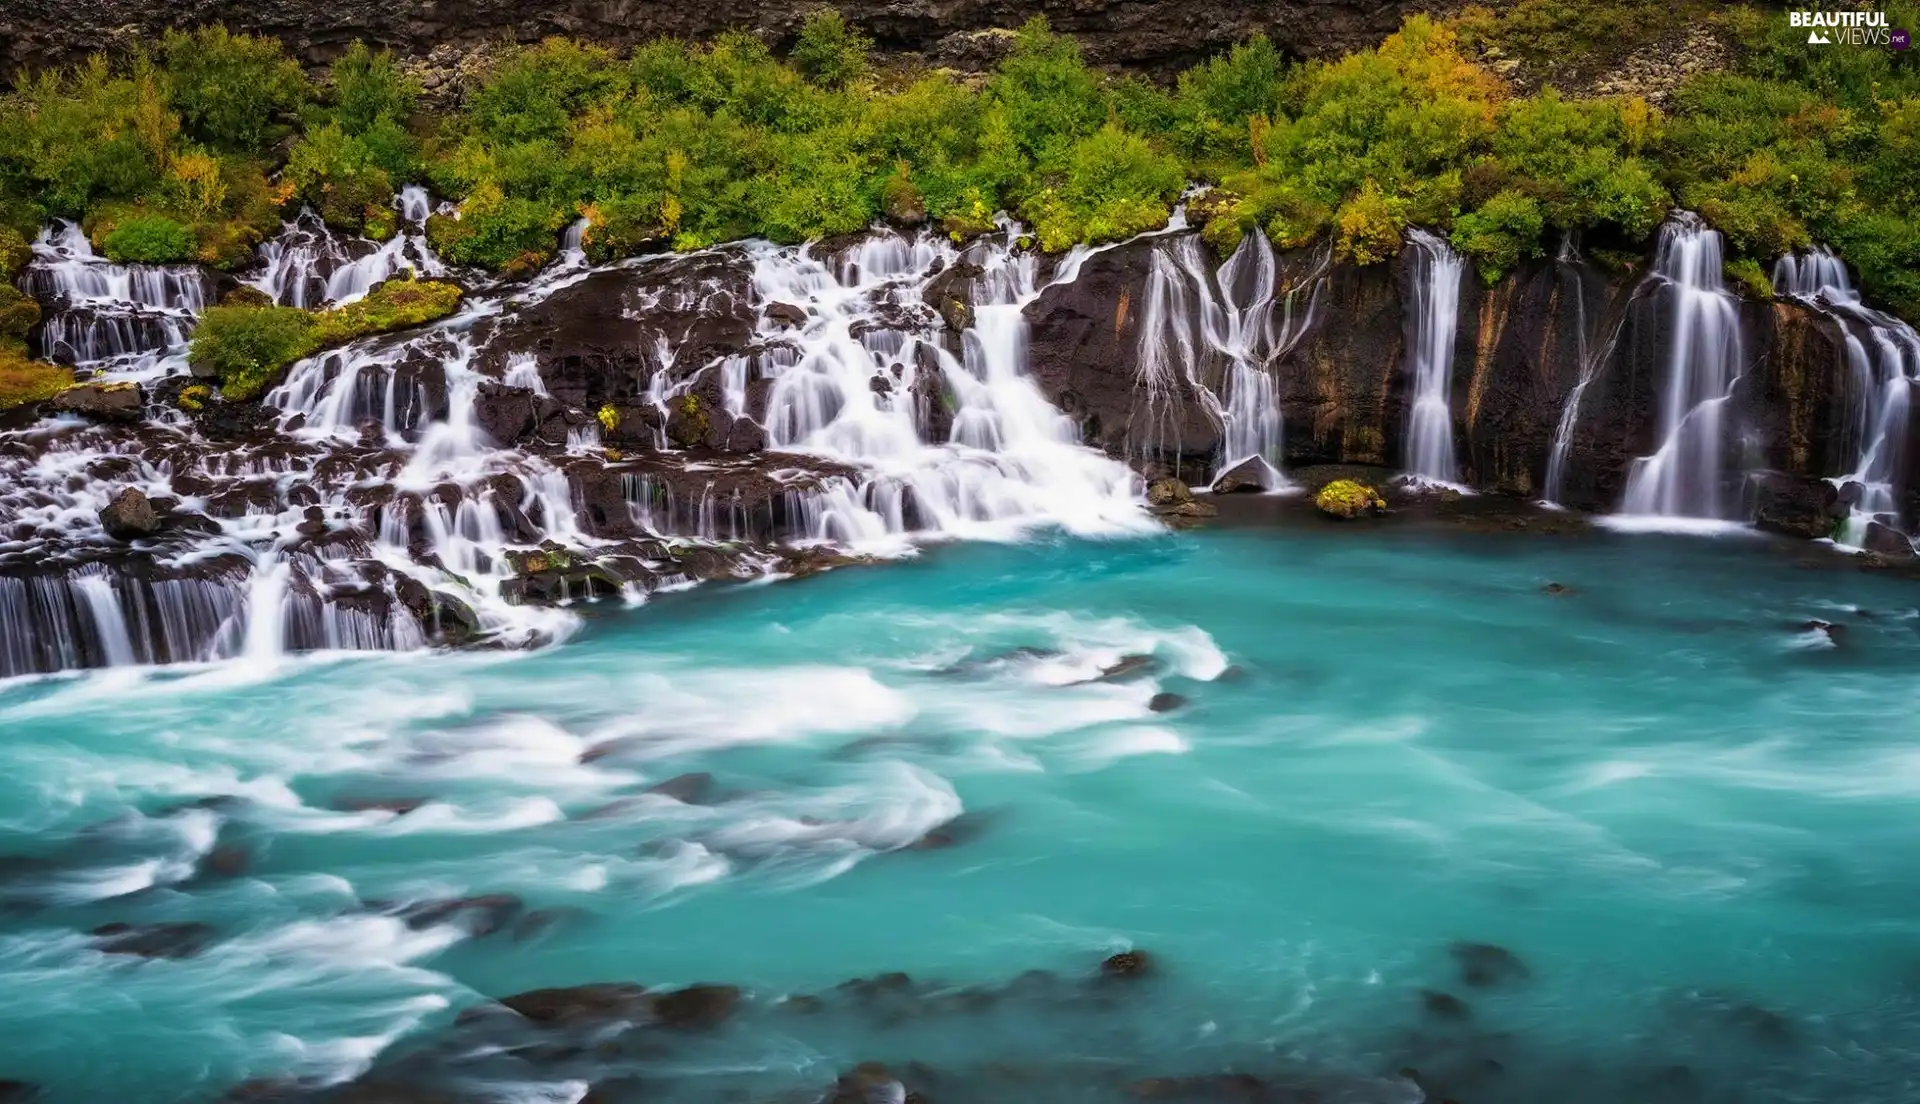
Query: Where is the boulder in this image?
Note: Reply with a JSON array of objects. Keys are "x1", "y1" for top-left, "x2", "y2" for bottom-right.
[
  {"x1": 398, "y1": 894, "x2": 524, "y2": 936},
  {"x1": 1145, "y1": 478, "x2": 1192, "y2": 507},
  {"x1": 765, "y1": 301, "x2": 809, "y2": 328},
  {"x1": 1313, "y1": 479, "x2": 1384, "y2": 519},
  {"x1": 650, "y1": 983, "x2": 741, "y2": 1030},
  {"x1": 1147, "y1": 692, "x2": 1187, "y2": 712},
  {"x1": 645, "y1": 772, "x2": 715, "y2": 803},
  {"x1": 52, "y1": 382, "x2": 143, "y2": 422},
  {"x1": 1100, "y1": 949, "x2": 1153, "y2": 979},
  {"x1": 1210, "y1": 457, "x2": 1271, "y2": 493},
  {"x1": 99, "y1": 487, "x2": 161, "y2": 540},
  {"x1": 922, "y1": 261, "x2": 983, "y2": 333},
  {"x1": 1861, "y1": 520, "x2": 1915, "y2": 559}
]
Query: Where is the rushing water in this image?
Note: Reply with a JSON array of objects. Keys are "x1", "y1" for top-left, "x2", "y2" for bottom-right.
[
  {"x1": 1401, "y1": 230, "x2": 1465, "y2": 488},
  {"x1": 2, "y1": 526, "x2": 1917, "y2": 1103},
  {"x1": 1618, "y1": 214, "x2": 1747, "y2": 525}
]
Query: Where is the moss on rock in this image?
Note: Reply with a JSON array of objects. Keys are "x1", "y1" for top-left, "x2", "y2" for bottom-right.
[{"x1": 1314, "y1": 478, "x2": 1387, "y2": 518}]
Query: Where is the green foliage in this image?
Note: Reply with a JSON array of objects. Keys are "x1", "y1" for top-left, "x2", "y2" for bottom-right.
[
  {"x1": 427, "y1": 183, "x2": 569, "y2": 271},
  {"x1": 328, "y1": 41, "x2": 420, "y2": 134},
  {"x1": 1453, "y1": 0, "x2": 1701, "y2": 83},
  {"x1": 1723, "y1": 256, "x2": 1774, "y2": 301},
  {"x1": 987, "y1": 19, "x2": 1107, "y2": 169},
  {"x1": 101, "y1": 214, "x2": 197, "y2": 263},
  {"x1": 1487, "y1": 91, "x2": 1668, "y2": 237},
  {"x1": 1172, "y1": 35, "x2": 1286, "y2": 162},
  {"x1": 1451, "y1": 189, "x2": 1545, "y2": 284},
  {"x1": 791, "y1": 10, "x2": 871, "y2": 89},
  {"x1": 190, "y1": 276, "x2": 462, "y2": 399},
  {"x1": 160, "y1": 27, "x2": 306, "y2": 154},
  {"x1": 1334, "y1": 182, "x2": 1407, "y2": 266},
  {"x1": 1026, "y1": 126, "x2": 1182, "y2": 250},
  {"x1": 286, "y1": 123, "x2": 403, "y2": 233},
  {"x1": 0, "y1": 227, "x2": 29, "y2": 281},
  {"x1": 0, "y1": 283, "x2": 40, "y2": 339},
  {"x1": 1314, "y1": 478, "x2": 1386, "y2": 518},
  {"x1": 0, "y1": 342, "x2": 72, "y2": 410}
]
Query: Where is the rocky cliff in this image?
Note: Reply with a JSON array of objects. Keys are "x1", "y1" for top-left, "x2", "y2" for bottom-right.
[{"x1": 3, "y1": 0, "x2": 1425, "y2": 76}]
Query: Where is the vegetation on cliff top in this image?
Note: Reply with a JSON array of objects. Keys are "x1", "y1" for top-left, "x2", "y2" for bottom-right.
[
  {"x1": 1, "y1": 3, "x2": 1917, "y2": 318},
  {"x1": 188, "y1": 275, "x2": 462, "y2": 400}
]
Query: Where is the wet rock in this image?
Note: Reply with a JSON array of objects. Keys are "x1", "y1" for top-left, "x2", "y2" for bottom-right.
[
  {"x1": 723, "y1": 416, "x2": 767, "y2": 453},
  {"x1": 1862, "y1": 520, "x2": 1915, "y2": 559},
  {"x1": 495, "y1": 983, "x2": 652, "y2": 1027},
  {"x1": 923, "y1": 260, "x2": 983, "y2": 333},
  {"x1": 1542, "y1": 582, "x2": 1574, "y2": 596},
  {"x1": 1420, "y1": 989, "x2": 1470, "y2": 1021},
  {"x1": 1100, "y1": 949, "x2": 1153, "y2": 979},
  {"x1": 1211, "y1": 458, "x2": 1270, "y2": 494},
  {"x1": 1147, "y1": 692, "x2": 1187, "y2": 713},
  {"x1": 89, "y1": 921, "x2": 216, "y2": 959},
  {"x1": 98, "y1": 487, "x2": 160, "y2": 541},
  {"x1": 51, "y1": 381, "x2": 142, "y2": 422},
  {"x1": 649, "y1": 983, "x2": 741, "y2": 1030},
  {"x1": 399, "y1": 893, "x2": 524, "y2": 936},
  {"x1": 1128, "y1": 1073, "x2": 1269, "y2": 1099},
  {"x1": 511, "y1": 907, "x2": 578, "y2": 942},
  {"x1": 0, "y1": 1082, "x2": 38, "y2": 1103},
  {"x1": 472, "y1": 381, "x2": 540, "y2": 447},
  {"x1": 1751, "y1": 471, "x2": 1842, "y2": 540},
  {"x1": 645, "y1": 772, "x2": 715, "y2": 804},
  {"x1": 1449, "y1": 941, "x2": 1531, "y2": 987},
  {"x1": 765, "y1": 301, "x2": 809, "y2": 328},
  {"x1": 908, "y1": 810, "x2": 990, "y2": 850}
]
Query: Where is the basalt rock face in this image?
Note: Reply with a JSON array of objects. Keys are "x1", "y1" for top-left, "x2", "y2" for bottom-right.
[
  {"x1": 1023, "y1": 229, "x2": 1867, "y2": 515},
  {"x1": 3, "y1": 0, "x2": 1427, "y2": 77}
]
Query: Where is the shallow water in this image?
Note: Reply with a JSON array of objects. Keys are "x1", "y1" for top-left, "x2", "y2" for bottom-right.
[{"x1": 3, "y1": 527, "x2": 1919, "y2": 1103}]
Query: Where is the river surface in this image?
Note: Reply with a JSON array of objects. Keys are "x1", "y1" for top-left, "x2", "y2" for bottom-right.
[{"x1": 2, "y1": 526, "x2": 1917, "y2": 1103}]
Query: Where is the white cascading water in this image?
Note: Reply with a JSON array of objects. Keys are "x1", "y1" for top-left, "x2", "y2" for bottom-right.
[
  {"x1": 1617, "y1": 213, "x2": 1748, "y2": 523},
  {"x1": 731, "y1": 225, "x2": 1149, "y2": 547},
  {"x1": 1542, "y1": 235, "x2": 1633, "y2": 507},
  {"x1": 23, "y1": 222, "x2": 211, "y2": 375},
  {"x1": 250, "y1": 186, "x2": 445, "y2": 307},
  {"x1": 1134, "y1": 230, "x2": 1327, "y2": 490},
  {"x1": 1772, "y1": 248, "x2": 1919, "y2": 547},
  {"x1": 1402, "y1": 229, "x2": 1466, "y2": 487},
  {"x1": 3, "y1": 203, "x2": 1158, "y2": 679}
]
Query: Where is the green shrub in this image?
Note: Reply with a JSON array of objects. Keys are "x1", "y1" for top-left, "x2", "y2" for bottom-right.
[
  {"x1": 987, "y1": 19, "x2": 1107, "y2": 169},
  {"x1": 101, "y1": 215, "x2": 197, "y2": 263},
  {"x1": 791, "y1": 10, "x2": 871, "y2": 89},
  {"x1": 1451, "y1": 189, "x2": 1545, "y2": 283},
  {"x1": 285, "y1": 123, "x2": 398, "y2": 232},
  {"x1": 1027, "y1": 126, "x2": 1183, "y2": 249},
  {"x1": 1173, "y1": 34, "x2": 1286, "y2": 162},
  {"x1": 190, "y1": 276, "x2": 463, "y2": 399},
  {"x1": 0, "y1": 228, "x2": 29, "y2": 281},
  {"x1": 0, "y1": 284, "x2": 41, "y2": 339},
  {"x1": 427, "y1": 183, "x2": 568, "y2": 270},
  {"x1": 328, "y1": 41, "x2": 419, "y2": 134},
  {"x1": 161, "y1": 26, "x2": 307, "y2": 153}
]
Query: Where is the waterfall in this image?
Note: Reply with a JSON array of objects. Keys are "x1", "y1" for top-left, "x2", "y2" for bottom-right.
[
  {"x1": 1402, "y1": 230, "x2": 1466, "y2": 487},
  {"x1": 1132, "y1": 230, "x2": 1326, "y2": 489},
  {"x1": 23, "y1": 222, "x2": 210, "y2": 375},
  {"x1": 1617, "y1": 213, "x2": 1746, "y2": 523},
  {"x1": 1543, "y1": 237, "x2": 1633, "y2": 507},
  {"x1": 1772, "y1": 248, "x2": 1919, "y2": 547},
  {"x1": 249, "y1": 187, "x2": 445, "y2": 308}
]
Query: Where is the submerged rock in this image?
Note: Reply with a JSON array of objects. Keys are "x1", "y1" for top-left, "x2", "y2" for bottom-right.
[
  {"x1": 1147, "y1": 692, "x2": 1187, "y2": 712},
  {"x1": 89, "y1": 921, "x2": 216, "y2": 959},
  {"x1": 493, "y1": 983, "x2": 651, "y2": 1027},
  {"x1": 1100, "y1": 949, "x2": 1153, "y2": 979},
  {"x1": 1095, "y1": 654, "x2": 1159, "y2": 682},
  {"x1": 1419, "y1": 989, "x2": 1470, "y2": 1020},
  {"x1": 649, "y1": 983, "x2": 741, "y2": 1030},
  {"x1": 1796, "y1": 619, "x2": 1847, "y2": 644},
  {"x1": 1449, "y1": 941, "x2": 1531, "y2": 987},
  {"x1": 398, "y1": 894, "x2": 524, "y2": 936},
  {"x1": 645, "y1": 772, "x2": 716, "y2": 803},
  {"x1": 1542, "y1": 582, "x2": 1574, "y2": 596}
]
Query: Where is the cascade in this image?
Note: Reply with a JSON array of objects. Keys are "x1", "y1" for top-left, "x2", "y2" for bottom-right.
[
  {"x1": 1772, "y1": 248, "x2": 1920, "y2": 546},
  {"x1": 1543, "y1": 236, "x2": 1632, "y2": 506},
  {"x1": 1617, "y1": 213, "x2": 1747, "y2": 522},
  {"x1": 249, "y1": 186, "x2": 445, "y2": 307},
  {"x1": 1401, "y1": 229, "x2": 1466, "y2": 487},
  {"x1": 23, "y1": 222, "x2": 211, "y2": 374},
  {"x1": 1133, "y1": 231, "x2": 1326, "y2": 489},
  {"x1": 2, "y1": 203, "x2": 1160, "y2": 679}
]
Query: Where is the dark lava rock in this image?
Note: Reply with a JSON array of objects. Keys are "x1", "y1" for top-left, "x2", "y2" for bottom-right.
[
  {"x1": 399, "y1": 894, "x2": 524, "y2": 936},
  {"x1": 99, "y1": 487, "x2": 161, "y2": 540},
  {"x1": 1420, "y1": 989, "x2": 1471, "y2": 1020},
  {"x1": 51, "y1": 381, "x2": 143, "y2": 422},
  {"x1": 1750, "y1": 471, "x2": 1842, "y2": 540},
  {"x1": 1100, "y1": 949, "x2": 1153, "y2": 979},
  {"x1": 1449, "y1": 941, "x2": 1531, "y2": 988},
  {"x1": 649, "y1": 983, "x2": 741, "y2": 1030},
  {"x1": 645, "y1": 772, "x2": 715, "y2": 803},
  {"x1": 765, "y1": 301, "x2": 809, "y2": 328},
  {"x1": 1862, "y1": 519, "x2": 1916, "y2": 559},
  {"x1": 496, "y1": 983, "x2": 651, "y2": 1027},
  {"x1": 90, "y1": 921, "x2": 216, "y2": 959},
  {"x1": 1211, "y1": 458, "x2": 1270, "y2": 494},
  {"x1": 1147, "y1": 692, "x2": 1187, "y2": 713},
  {"x1": 923, "y1": 260, "x2": 983, "y2": 333}
]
